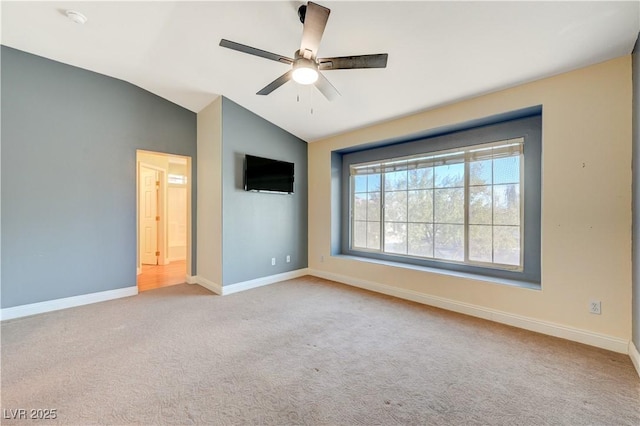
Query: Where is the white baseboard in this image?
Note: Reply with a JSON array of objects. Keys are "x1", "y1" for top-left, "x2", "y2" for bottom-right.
[
  {"x1": 1, "y1": 286, "x2": 139, "y2": 321},
  {"x1": 193, "y1": 268, "x2": 309, "y2": 296},
  {"x1": 309, "y1": 269, "x2": 630, "y2": 354},
  {"x1": 220, "y1": 268, "x2": 310, "y2": 295},
  {"x1": 629, "y1": 341, "x2": 640, "y2": 378},
  {"x1": 195, "y1": 276, "x2": 222, "y2": 295},
  {"x1": 186, "y1": 275, "x2": 197, "y2": 285}
]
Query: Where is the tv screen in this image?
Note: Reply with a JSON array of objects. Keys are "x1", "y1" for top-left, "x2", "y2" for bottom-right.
[{"x1": 244, "y1": 155, "x2": 294, "y2": 194}]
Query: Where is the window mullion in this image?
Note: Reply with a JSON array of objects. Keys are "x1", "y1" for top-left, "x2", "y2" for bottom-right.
[
  {"x1": 380, "y1": 173, "x2": 385, "y2": 253},
  {"x1": 491, "y1": 158, "x2": 494, "y2": 263},
  {"x1": 463, "y1": 161, "x2": 470, "y2": 263}
]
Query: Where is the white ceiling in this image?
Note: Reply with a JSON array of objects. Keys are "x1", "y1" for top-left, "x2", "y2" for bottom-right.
[{"x1": 2, "y1": 1, "x2": 639, "y2": 142}]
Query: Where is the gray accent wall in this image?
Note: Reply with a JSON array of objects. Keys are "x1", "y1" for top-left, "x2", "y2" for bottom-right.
[
  {"x1": 221, "y1": 97, "x2": 307, "y2": 285},
  {"x1": 632, "y1": 34, "x2": 640, "y2": 347},
  {"x1": 1, "y1": 46, "x2": 196, "y2": 308}
]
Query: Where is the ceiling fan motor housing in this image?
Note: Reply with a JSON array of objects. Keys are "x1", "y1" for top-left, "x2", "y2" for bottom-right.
[{"x1": 293, "y1": 56, "x2": 317, "y2": 70}]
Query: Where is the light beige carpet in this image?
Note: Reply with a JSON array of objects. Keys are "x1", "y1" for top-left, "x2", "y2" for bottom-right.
[{"x1": 1, "y1": 276, "x2": 639, "y2": 425}]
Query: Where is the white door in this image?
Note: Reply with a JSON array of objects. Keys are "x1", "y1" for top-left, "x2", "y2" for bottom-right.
[{"x1": 140, "y1": 166, "x2": 159, "y2": 265}]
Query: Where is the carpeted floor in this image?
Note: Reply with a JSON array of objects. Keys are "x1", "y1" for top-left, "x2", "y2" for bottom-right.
[{"x1": 1, "y1": 276, "x2": 639, "y2": 425}]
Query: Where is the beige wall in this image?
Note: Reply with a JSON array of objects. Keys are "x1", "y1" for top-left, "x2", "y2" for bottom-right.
[
  {"x1": 309, "y1": 57, "x2": 633, "y2": 345},
  {"x1": 197, "y1": 96, "x2": 223, "y2": 285}
]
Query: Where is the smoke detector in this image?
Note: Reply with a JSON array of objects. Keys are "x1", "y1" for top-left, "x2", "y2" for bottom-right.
[{"x1": 65, "y1": 10, "x2": 87, "y2": 24}]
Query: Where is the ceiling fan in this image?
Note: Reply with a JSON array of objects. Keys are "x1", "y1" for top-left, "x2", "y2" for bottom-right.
[{"x1": 219, "y1": 1, "x2": 388, "y2": 101}]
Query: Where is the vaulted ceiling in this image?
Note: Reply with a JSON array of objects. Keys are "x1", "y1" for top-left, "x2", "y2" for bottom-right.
[{"x1": 2, "y1": 1, "x2": 639, "y2": 141}]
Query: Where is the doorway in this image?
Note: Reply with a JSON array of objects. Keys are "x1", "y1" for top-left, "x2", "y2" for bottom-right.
[{"x1": 136, "y1": 150, "x2": 192, "y2": 292}]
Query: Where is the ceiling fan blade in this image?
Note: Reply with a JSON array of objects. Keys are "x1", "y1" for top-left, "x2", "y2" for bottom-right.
[
  {"x1": 314, "y1": 72, "x2": 340, "y2": 101},
  {"x1": 299, "y1": 2, "x2": 330, "y2": 59},
  {"x1": 318, "y1": 54, "x2": 388, "y2": 70},
  {"x1": 257, "y1": 70, "x2": 293, "y2": 95},
  {"x1": 219, "y1": 39, "x2": 293, "y2": 64}
]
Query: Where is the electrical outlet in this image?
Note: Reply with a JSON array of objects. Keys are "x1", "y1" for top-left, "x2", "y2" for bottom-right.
[
  {"x1": 286, "y1": 255, "x2": 291, "y2": 263},
  {"x1": 589, "y1": 300, "x2": 601, "y2": 315},
  {"x1": 271, "y1": 257, "x2": 276, "y2": 266},
  {"x1": 320, "y1": 255, "x2": 324, "y2": 263}
]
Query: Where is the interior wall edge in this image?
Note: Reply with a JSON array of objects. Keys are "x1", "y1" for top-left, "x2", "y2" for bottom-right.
[
  {"x1": 194, "y1": 276, "x2": 222, "y2": 295},
  {"x1": 629, "y1": 340, "x2": 640, "y2": 378}
]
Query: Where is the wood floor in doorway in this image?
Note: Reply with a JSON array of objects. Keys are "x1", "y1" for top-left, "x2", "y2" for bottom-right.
[{"x1": 138, "y1": 260, "x2": 187, "y2": 292}]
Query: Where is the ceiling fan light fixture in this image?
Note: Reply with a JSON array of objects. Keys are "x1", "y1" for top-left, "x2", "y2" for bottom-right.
[
  {"x1": 292, "y1": 67, "x2": 318, "y2": 85},
  {"x1": 292, "y1": 58, "x2": 318, "y2": 85}
]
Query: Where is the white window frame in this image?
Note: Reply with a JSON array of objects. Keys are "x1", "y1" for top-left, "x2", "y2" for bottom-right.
[{"x1": 349, "y1": 139, "x2": 524, "y2": 271}]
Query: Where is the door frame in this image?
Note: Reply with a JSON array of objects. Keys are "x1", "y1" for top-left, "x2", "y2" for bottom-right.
[{"x1": 136, "y1": 150, "x2": 193, "y2": 281}]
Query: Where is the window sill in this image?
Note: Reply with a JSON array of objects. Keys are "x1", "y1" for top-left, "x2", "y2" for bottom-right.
[{"x1": 334, "y1": 254, "x2": 541, "y2": 291}]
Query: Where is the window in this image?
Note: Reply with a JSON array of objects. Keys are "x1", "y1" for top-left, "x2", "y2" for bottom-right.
[
  {"x1": 168, "y1": 174, "x2": 187, "y2": 185},
  {"x1": 351, "y1": 138, "x2": 523, "y2": 270},
  {"x1": 340, "y1": 113, "x2": 541, "y2": 284}
]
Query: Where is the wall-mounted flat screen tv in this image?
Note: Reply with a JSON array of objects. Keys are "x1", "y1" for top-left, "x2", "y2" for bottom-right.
[{"x1": 244, "y1": 154, "x2": 294, "y2": 194}]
